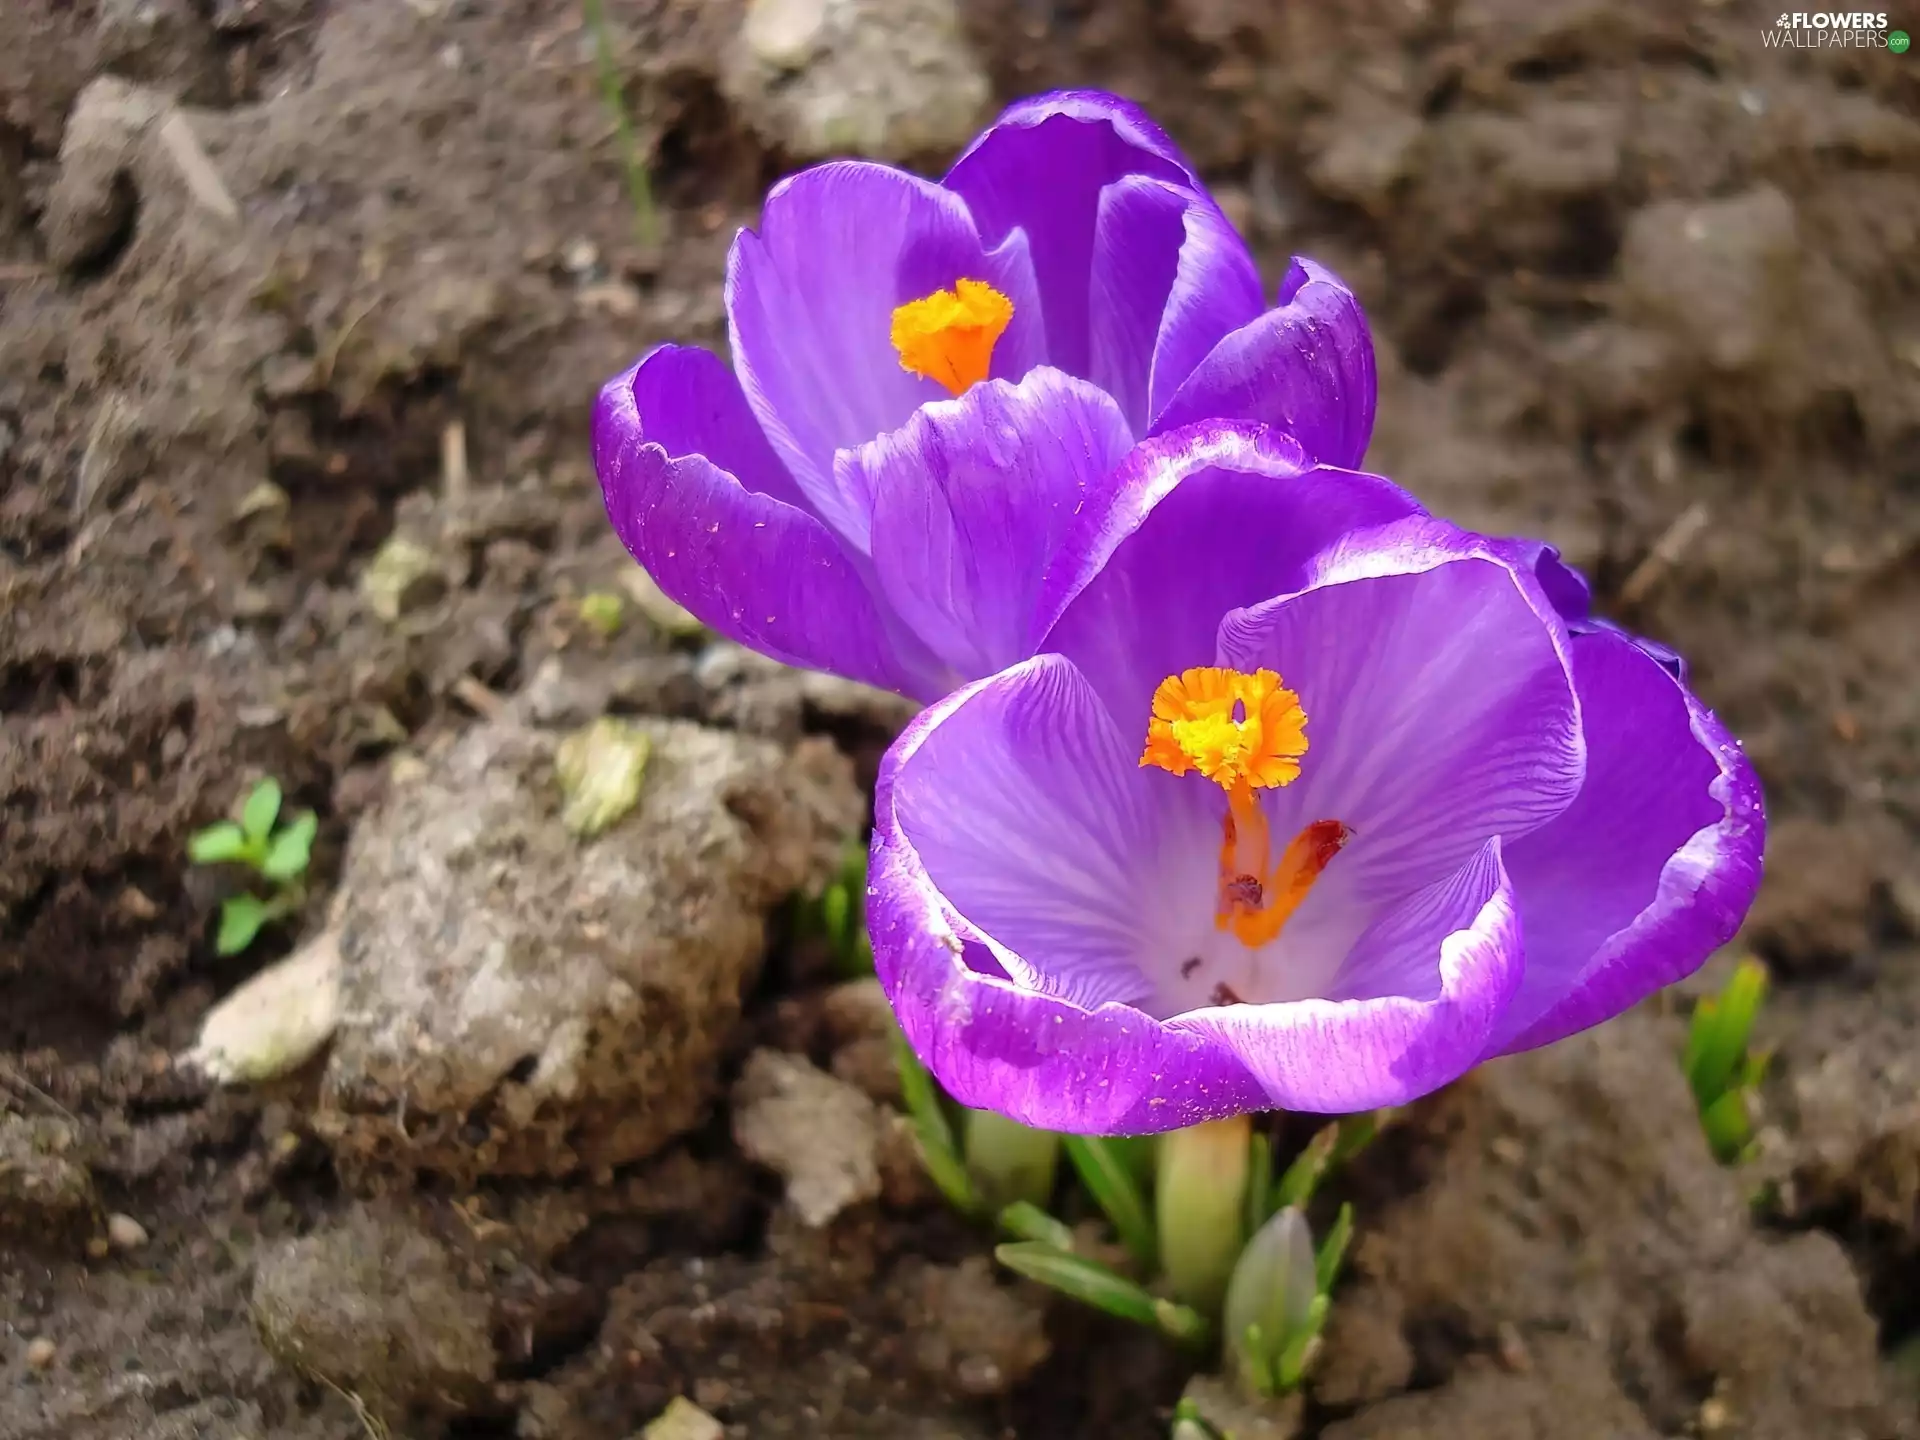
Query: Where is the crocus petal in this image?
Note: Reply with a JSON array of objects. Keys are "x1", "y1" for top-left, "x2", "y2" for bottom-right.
[
  {"x1": 873, "y1": 667, "x2": 1272, "y2": 1134},
  {"x1": 848, "y1": 368, "x2": 1133, "y2": 680},
  {"x1": 1496, "y1": 536, "x2": 1593, "y2": 624},
  {"x1": 1217, "y1": 524, "x2": 1586, "y2": 913},
  {"x1": 889, "y1": 654, "x2": 1162, "y2": 1010},
  {"x1": 1168, "y1": 838, "x2": 1523, "y2": 1112},
  {"x1": 595, "y1": 352, "x2": 938, "y2": 696},
  {"x1": 619, "y1": 342, "x2": 808, "y2": 511},
  {"x1": 1152, "y1": 258, "x2": 1377, "y2": 469},
  {"x1": 1484, "y1": 627, "x2": 1765, "y2": 1056},
  {"x1": 1085, "y1": 175, "x2": 1265, "y2": 435},
  {"x1": 945, "y1": 91, "x2": 1211, "y2": 377},
  {"x1": 950, "y1": 89, "x2": 1204, "y2": 186},
  {"x1": 1037, "y1": 421, "x2": 1424, "y2": 725},
  {"x1": 727, "y1": 161, "x2": 1042, "y2": 541}
]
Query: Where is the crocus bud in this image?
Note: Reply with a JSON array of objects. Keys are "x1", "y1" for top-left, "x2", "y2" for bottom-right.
[
  {"x1": 1156, "y1": 1115, "x2": 1252, "y2": 1315},
  {"x1": 1222, "y1": 1204, "x2": 1319, "y2": 1397}
]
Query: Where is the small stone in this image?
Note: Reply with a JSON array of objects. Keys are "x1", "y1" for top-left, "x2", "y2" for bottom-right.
[
  {"x1": 187, "y1": 928, "x2": 342, "y2": 1083},
  {"x1": 359, "y1": 535, "x2": 447, "y2": 623},
  {"x1": 24, "y1": 1337, "x2": 56, "y2": 1370},
  {"x1": 555, "y1": 717, "x2": 651, "y2": 838},
  {"x1": 643, "y1": 1396, "x2": 725, "y2": 1440},
  {"x1": 233, "y1": 479, "x2": 290, "y2": 521},
  {"x1": 744, "y1": 0, "x2": 828, "y2": 68},
  {"x1": 723, "y1": 0, "x2": 989, "y2": 164},
  {"x1": 106, "y1": 1212, "x2": 149, "y2": 1250},
  {"x1": 732, "y1": 1049, "x2": 882, "y2": 1226},
  {"x1": 562, "y1": 237, "x2": 600, "y2": 277}
]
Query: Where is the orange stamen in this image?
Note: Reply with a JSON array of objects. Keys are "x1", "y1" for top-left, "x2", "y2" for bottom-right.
[
  {"x1": 1140, "y1": 667, "x2": 1307, "y2": 792},
  {"x1": 1141, "y1": 666, "x2": 1346, "y2": 955},
  {"x1": 889, "y1": 279, "x2": 1013, "y2": 396}
]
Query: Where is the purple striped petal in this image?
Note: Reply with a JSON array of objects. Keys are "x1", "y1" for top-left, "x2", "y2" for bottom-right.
[
  {"x1": 1087, "y1": 176, "x2": 1264, "y2": 435},
  {"x1": 1485, "y1": 627, "x2": 1766, "y2": 1056},
  {"x1": 594, "y1": 349, "x2": 939, "y2": 696},
  {"x1": 725, "y1": 161, "x2": 1043, "y2": 543},
  {"x1": 620, "y1": 342, "x2": 809, "y2": 512},
  {"x1": 847, "y1": 368, "x2": 1132, "y2": 681},
  {"x1": 1038, "y1": 422, "x2": 1424, "y2": 725},
  {"x1": 949, "y1": 90, "x2": 1204, "y2": 185},
  {"x1": 889, "y1": 653, "x2": 1161, "y2": 1010},
  {"x1": 1153, "y1": 258, "x2": 1378, "y2": 470},
  {"x1": 1169, "y1": 839, "x2": 1522, "y2": 1112},
  {"x1": 1216, "y1": 527, "x2": 1586, "y2": 919},
  {"x1": 945, "y1": 91, "x2": 1212, "y2": 378},
  {"x1": 873, "y1": 663, "x2": 1271, "y2": 1134}
]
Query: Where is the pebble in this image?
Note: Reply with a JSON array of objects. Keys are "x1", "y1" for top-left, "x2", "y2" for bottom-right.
[
  {"x1": 107, "y1": 1212, "x2": 150, "y2": 1250},
  {"x1": 25, "y1": 1337, "x2": 56, "y2": 1370}
]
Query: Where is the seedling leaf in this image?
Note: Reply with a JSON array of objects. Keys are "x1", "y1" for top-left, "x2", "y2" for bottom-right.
[
  {"x1": 241, "y1": 778, "x2": 283, "y2": 843},
  {"x1": 262, "y1": 811, "x2": 318, "y2": 882},
  {"x1": 216, "y1": 894, "x2": 269, "y2": 956},
  {"x1": 189, "y1": 822, "x2": 250, "y2": 866}
]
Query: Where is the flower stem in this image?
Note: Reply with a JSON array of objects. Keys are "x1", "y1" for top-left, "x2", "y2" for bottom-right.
[{"x1": 1156, "y1": 1114, "x2": 1253, "y2": 1316}]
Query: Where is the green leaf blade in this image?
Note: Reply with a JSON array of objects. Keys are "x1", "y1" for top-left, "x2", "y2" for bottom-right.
[
  {"x1": 1062, "y1": 1134, "x2": 1157, "y2": 1272},
  {"x1": 261, "y1": 812, "x2": 318, "y2": 882},
  {"x1": 216, "y1": 894, "x2": 269, "y2": 956},
  {"x1": 241, "y1": 778, "x2": 283, "y2": 843},
  {"x1": 891, "y1": 1031, "x2": 978, "y2": 1214},
  {"x1": 189, "y1": 822, "x2": 250, "y2": 866},
  {"x1": 998, "y1": 1200, "x2": 1075, "y2": 1251},
  {"x1": 996, "y1": 1242, "x2": 1209, "y2": 1344}
]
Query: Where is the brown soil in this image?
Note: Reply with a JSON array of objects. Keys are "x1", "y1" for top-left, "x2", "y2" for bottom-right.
[{"x1": 3, "y1": 1, "x2": 1918, "y2": 1437}]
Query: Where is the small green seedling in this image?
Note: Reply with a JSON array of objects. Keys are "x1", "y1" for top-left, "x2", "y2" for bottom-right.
[
  {"x1": 187, "y1": 778, "x2": 316, "y2": 956},
  {"x1": 795, "y1": 838, "x2": 875, "y2": 978},
  {"x1": 1683, "y1": 957, "x2": 1771, "y2": 1164}
]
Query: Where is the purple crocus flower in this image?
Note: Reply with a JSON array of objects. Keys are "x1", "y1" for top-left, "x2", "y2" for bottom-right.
[
  {"x1": 869, "y1": 423, "x2": 1765, "y2": 1130},
  {"x1": 593, "y1": 90, "x2": 1373, "y2": 700}
]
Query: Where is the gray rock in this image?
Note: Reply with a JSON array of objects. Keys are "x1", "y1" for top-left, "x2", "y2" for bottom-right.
[
  {"x1": 1321, "y1": 1338, "x2": 1656, "y2": 1440},
  {"x1": 733, "y1": 1049, "x2": 883, "y2": 1226},
  {"x1": 1340, "y1": 1012, "x2": 1895, "y2": 1439},
  {"x1": 252, "y1": 1206, "x2": 495, "y2": 1422},
  {"x1": 1618, "y1": 187, "x2": 1801, "y2": 374},
  {"x1": 96, "y1": 0, "x2": 225, "y2": 106},
  {"x1": 315, "y1": 720, "x2": 861, "y2": 1180},
  {"x1": 722, "y1": 0, "x2": 989, "y2": 163}
]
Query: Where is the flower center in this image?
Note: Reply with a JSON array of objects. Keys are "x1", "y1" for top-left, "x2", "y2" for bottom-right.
[
  {"x1": 1140, "y1": 666, "x2": 1349, "y2": 951},
  {"x1": 889, "y1": 279, "x2": 1013, "y2": 397}
]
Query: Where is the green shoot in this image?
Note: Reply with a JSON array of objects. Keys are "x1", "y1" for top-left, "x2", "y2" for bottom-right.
[
  {"x1": 891, "y1": 1032, "x2": 980, "y2": 1215},
  {"x1": 580, "y1": 0, "x2": 659, "y2": 250},
  {"x1": 1063, "y1": 1134, "x2": 1158, "y2": 1272},
  {"x1": 187, "y1": 778, "x2": 317, "y2": 956},
  {"x1": 996, "y1": 1242, "x2": 1209, "y2": 1345},
  {"x1": 998, "y1": 1199, "x2": 1076, "y2": 1251},
  {"x1": 1169, "y1": 1397, "x2": 1226, "y2": 1440},
  {"x1": 795, "y1": 838, "x2": 874, "y2": 978},
  {"x1": 1683, "y1": 958, "x2": 1770, "y2": 1163}
]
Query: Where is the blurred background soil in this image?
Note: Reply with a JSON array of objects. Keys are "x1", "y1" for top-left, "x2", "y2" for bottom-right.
[{"x1": 2, "y1": 1, "x2": 1917, "y2": 1437}]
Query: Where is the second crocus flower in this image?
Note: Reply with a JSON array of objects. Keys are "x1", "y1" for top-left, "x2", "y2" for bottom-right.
[{"x1": 868, "y1": 423, "x2": 1765, "y2": 1131}]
